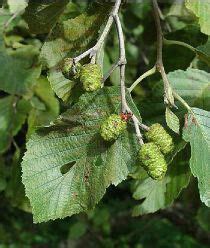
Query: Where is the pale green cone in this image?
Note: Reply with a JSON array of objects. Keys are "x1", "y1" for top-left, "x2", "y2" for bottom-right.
[
  {"x1": 100, "y1": 114, "x2": 127, "y2": 141},
  {"x1": 145, "y1": 123, "x2": 174, "y2": 154},
  {"x1": 138, "y1": 142, "x2": 167, "y2": 180},
  {"x1": 62, "y1": 58, "x2": 81, "y2": 79},
  {"x1": 80, "y1": 63, "x2": 102, "y2": 92}
]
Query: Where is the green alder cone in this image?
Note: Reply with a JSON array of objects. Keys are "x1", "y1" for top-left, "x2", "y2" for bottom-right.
[
  {"x1": 138, "y1": 142, "x2": 167, "y2": 180},
  {"x1": 62, "y1": 58, "x2": 81, "y2": 79},
  {"x1": 145, "y1": 123, "x2": 174, "y2": 154},
  {"x1": 80, "y1": 63, "x2": 102, "y2": 92},
  {"x1": 100, "y1": 114, "x2": 127, "y2": 141}
]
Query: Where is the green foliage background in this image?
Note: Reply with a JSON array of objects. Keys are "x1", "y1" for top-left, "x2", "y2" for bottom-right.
[{"x1": 0, "y1": 0, "x2": 210, "y2": 247}]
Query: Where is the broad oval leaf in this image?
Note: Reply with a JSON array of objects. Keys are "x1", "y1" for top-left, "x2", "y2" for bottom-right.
[
  {"x1": 183, "y1": 108, "x2": 210, "y2": 206},
  {"x1": 0, "y1": 38, "x2": 41, "y2": 96},
  {"x1": 22, "y1": 86, "x2": 141, "y2": 223}
]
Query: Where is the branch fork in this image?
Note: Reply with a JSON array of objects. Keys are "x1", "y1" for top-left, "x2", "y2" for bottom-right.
[{"x1": 72, "y1": 0, "x2": 148, "y2": 145}]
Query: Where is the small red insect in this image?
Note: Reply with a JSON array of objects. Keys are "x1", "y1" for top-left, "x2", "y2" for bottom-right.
[{"x1": 120, "y1": 112, "x2": 133, "y2": 122}]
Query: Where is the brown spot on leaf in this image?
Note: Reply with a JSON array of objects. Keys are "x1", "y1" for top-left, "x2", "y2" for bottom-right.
[
  {"x1": 192, "y1": 116, "x2": 197, "y2": 125},
  {"x1": 72, "y1": 192, "x2": 78, "y2": 198},
  {"x1": 84, "y1": 168, "x2": 91, "y2": 183}
]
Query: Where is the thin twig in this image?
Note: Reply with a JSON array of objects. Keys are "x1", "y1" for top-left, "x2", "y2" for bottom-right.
[
  {"x1": 152, "y1": 0, "x2": 175, "y2": 108},
  {"x1": 114, "y1": 14, "x2": 144, "y2": 145},
  {"x1": 163, "y1": 38, "x2": 196, "y2": 53},
  {"x1": 129, "y1": 66, "x2": 156, "y2": 92},
  {"x1": 103, "y1": 60, "x2": 120, "y2": 82},
  {"x1": 73, "y1": 0, "x2": 121, "y2": 64},
  {"x1": 3, "y1": 9, "x2": 22, "y2": 30}
]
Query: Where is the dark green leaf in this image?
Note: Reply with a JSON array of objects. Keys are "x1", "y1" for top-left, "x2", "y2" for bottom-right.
[
  {"x1": 24, "y1": 0, "x2": 69, "y2": 34},
  {"x1": 0, "y1": 39, "x2": 41, "y2": 96}
]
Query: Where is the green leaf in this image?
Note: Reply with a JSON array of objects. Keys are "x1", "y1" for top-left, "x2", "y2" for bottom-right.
[
  {"x1": 185, "y1": 0, "x2": 210, "y2": 35},
  {"x1": 132, "y1": 151, "x2": 191, "y2": 216},
  {"x1": 40, "y1": 5, "x2": 110, "y2": 68},
  {"x1": 183, "y1": 108, "x2": 210, "y2": 206},
  {"x1": 0, "y1": 96, "x2": 30, "y2": 153},
  {"x1": 27, "y1": 76, "x2": 60, "y2": 137},
  {"x1": 0, "y1": 40, "x2": 41, "y2": 96},
  {"x1": 165, "y1": 107, "x2": 180, "y2": 134},
  {"x1": 8, "y1": 0, "x2": 28, "y2": 14},
  {"x1": 47, "y1": 67, "x2": 75, "y2": 102},
  {"x1": 22, "y1": 86, "x2": 141, "y2": 223},
  {"x1": 23, "y1": 0, "x2": 69, "y2": 34}
]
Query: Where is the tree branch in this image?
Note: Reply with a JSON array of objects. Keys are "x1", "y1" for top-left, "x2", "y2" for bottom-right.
[
  {"x1": 114, "y1": 14, "x2": 145, "y2": 145},
  {"x1": 129, "y1": 66, "x2": 156, "y2": 92},
  {"x1": 152, "y1": 0, "x2": 175, "y2": 108}
]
